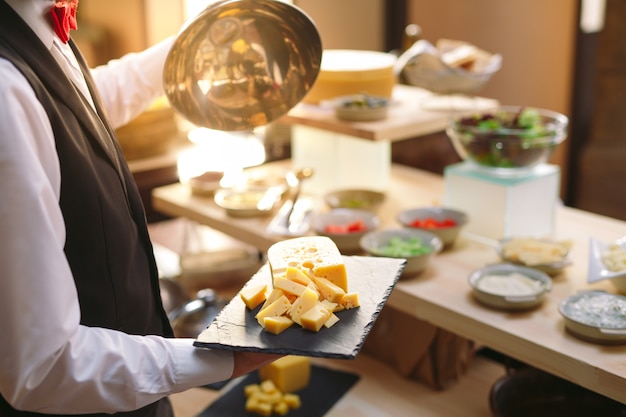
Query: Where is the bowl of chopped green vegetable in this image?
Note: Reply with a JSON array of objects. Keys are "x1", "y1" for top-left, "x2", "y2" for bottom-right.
[
  {"x1": 359, "y1": 228, "x2": 443, "y2": 279},
  {"x1": 446, "y1": 106, "x2": 568, "y2": 176}
]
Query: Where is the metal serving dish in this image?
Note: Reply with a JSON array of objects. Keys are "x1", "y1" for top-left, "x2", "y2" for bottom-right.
[
  {"x1": 558, "y1": 290, "x2": 626, "y2": 344},
  {"x1": 496, "y1": 237, "x2": 573, "y2": 276},
  {"x1": 468, "y1": 263, "x2": 552, "y2": 310},
  {"x1": 164, "y1": 0, "x2": 322, "y2": 131}
]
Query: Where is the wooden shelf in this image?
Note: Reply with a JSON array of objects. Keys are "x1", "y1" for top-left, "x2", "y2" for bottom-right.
[{"x1": 279, "y1": 85, "x2": 499, "y2": 142}]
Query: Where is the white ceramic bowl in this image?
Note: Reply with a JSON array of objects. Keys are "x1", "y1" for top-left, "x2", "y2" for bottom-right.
[
  {"x1": 396, "y1": 206, "x2": 468, "y2": 248},
  {"x1": 468, "y1": 263, "x2": 552, "y2": 310},
  {"x1": 359, "y1": 228, "x2": 442, "y2": 279},
  {"x1": 310, "y1": 208, "x2": 380, "y2": 254}
]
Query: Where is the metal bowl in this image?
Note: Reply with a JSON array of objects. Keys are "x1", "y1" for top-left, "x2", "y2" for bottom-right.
[
  {"x1": 163, "y1": 0, "x2": 322, "y2": 131},
  {"x1": 360, "y1": 228, "x2": 442, "y2": 279},
  {"x1": 310, "y1": 208, "x2": 380, "y2": 254},
  {"x1": 468, "y1": 263, "x2": 552, "y2": 311},
  {"x1": 324, "y1": 189, "x2": 386, "y2": 212},
  {"x1": 396, "y1": 206, "x2": 468, "y2": 249},
  {"x1": 496, "y1": 237, "x2": 573, "y2": 276},
  {"x1": 559, "y1": 291, "x2": 626, "y2": 344}
]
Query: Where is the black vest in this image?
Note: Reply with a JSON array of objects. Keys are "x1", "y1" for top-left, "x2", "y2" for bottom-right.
[{"x1": 0, "y1": 2, "x2": 173, "y2": 416}]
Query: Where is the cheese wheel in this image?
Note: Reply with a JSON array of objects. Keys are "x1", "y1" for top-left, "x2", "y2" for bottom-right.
[{"x1": 303, "y1": 50, "x2": 397, "y2": 104}]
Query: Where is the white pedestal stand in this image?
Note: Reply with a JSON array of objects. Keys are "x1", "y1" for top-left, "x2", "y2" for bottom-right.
[{"x1": 443, "y1": 162, "x2": 561, "y2": 241}]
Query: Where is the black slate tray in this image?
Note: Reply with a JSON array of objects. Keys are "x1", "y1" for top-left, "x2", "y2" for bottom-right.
[
  {"x1": 197, "y1": 365, "x2": 360, "y2": 417},
  {"x1": 194, "y1": 256, "x2": 405, "y2": 359}
]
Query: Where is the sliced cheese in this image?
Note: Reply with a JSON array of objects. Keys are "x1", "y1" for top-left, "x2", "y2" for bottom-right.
[
  {"x1": 285, "y1": 266, "x2": 312, "y2": 285},
  {"x1": 313, "y1": 276, "x2": 345, "y2": 303},
  {"x1": 288, "y1": 287, "x2": 319, "y2": 325},
  {"x1": 256, "y1": 295, "x2": 291, "y2": 326},
  {"x1": 274, "y1": 276, "x2": 308, "y2": 296},
  {"x1": 268, "y1": 236, "x2": 348, "y2": 292},
  {"x1": 324, "y1": 313, "x2": 340, "y2": 328},
  {"x1": 259, "y1": 355, "x2": 311, "y2": 393},
  {"x1": 263, "y1": 315, "x2": 294, "y2": 335},
  {"x1": 300, "y1": 302, "x2": 333, "y2": 332},
  {"x1": 240, "y1": 284, "x2": 267, "y2": 310},
  {"x1": 260, "y1": 288, "x2": 283, "y2": 311}
]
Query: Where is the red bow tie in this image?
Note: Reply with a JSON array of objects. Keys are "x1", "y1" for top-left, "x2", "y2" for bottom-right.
[{"x1": 50, "y1": 0, "x2": 79, "y2": 43}]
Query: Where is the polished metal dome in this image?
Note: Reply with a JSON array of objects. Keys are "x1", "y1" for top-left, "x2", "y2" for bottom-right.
[{"x1": 163, "y1": 0, "x2": 322, "y2": 131}]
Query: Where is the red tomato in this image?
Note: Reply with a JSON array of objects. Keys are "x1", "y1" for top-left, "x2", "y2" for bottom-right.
[
  {"x1": 325, "y1": 220, "x2": 368, "y2": 234},
  {"x1": 410, "y1": 217, "x2": 457, "y2": 229}
]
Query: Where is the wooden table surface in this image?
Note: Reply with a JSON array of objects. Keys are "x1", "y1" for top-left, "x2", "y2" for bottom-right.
[
  {"x1": 168, "y1": 354, "x2": 505, "y2": 417},
  {"x1": 152, "y1": 161, "x2": 626, "y2": 405}
]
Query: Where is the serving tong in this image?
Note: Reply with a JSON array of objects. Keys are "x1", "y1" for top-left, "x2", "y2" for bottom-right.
[{"x1": 267, "y1": 167, "x2": 314, "y2": 236}]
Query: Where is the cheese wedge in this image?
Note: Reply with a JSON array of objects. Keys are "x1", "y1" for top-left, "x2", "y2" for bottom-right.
[{"x1": 268, "y1": 236, "x2": 348, "y2": 292}]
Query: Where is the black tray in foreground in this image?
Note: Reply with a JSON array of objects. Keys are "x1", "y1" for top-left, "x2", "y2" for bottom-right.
[{"x1": 194, "y1": 256, "x2": 405, "y2": 359}]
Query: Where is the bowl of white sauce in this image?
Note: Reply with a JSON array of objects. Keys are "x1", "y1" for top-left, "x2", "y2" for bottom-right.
[
  {"x1": 559, "y1": 290, "x2": 626, "y2": 344},
  {"x1": 468, "y1": 263, "x2": 552, "y2": 310}
]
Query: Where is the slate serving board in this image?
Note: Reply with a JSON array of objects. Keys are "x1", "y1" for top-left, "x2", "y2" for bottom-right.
[
  {"x1": 194, "y1": 256, "x2": 405, "y2": 359},
  {"x1": 197, "y1": 365, "x2": 360, "y2": 417}
]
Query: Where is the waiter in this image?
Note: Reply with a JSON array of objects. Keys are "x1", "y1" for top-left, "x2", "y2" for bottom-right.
[{"x1": 0, "y1": 1, "x2": 279, "y2": 416}]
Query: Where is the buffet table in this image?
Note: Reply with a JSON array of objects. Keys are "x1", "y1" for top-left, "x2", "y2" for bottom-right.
[{"x1": 152, "y1": 161, "x2": 626, "y2": 406}]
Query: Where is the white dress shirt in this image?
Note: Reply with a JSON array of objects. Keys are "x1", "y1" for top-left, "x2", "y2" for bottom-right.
[{"x1": 0, "y1": 0, "x2": 233, "y2": 414}]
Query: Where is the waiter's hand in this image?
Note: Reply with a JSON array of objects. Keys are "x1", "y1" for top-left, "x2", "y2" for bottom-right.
[{"x1": 231, "y1": 352, "x2": 284, "y2": 378}]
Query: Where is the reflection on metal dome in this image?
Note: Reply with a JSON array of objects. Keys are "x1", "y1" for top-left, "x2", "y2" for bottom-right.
[{"x1": 164, "y1": 0, "x2": 322, "y2": 131}]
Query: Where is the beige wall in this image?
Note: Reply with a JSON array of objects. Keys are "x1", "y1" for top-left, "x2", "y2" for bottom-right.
[
  {"x1": 406, "y1": 0, "x2": 578, "y2": 116},
  {"x1": 294, "y1": 0, "x2": 384, "y2": 51},
  {"x1": 406, "y1": 0, "x2": 578, "y2": 180}
]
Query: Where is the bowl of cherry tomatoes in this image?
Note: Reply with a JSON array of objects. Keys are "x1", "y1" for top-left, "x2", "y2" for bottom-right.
[
  {"x1": 397, "y1": 206, "x2": 468, "y2": 249},
  {"x1": 310, "y1": 208, "x2": 380, "y2": 254}
]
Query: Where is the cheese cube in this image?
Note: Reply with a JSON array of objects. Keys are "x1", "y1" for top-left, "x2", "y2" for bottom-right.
[
  {"x1": 282, "y1": 393, "x2": 301, "y2": 409},
  {"x1": 300, "y1": 302, "x2": 333, "y2": 332},
  {"x1": 259, "y1": 355, "x2": 311, "y2": 393},
  {"x1": 255, "y1": 295, "x2": 291, "y2": 326},
  {"x1": 240, "y1": 284, "x2": 267, "y2": 310},
  {"x1": 263, "y1": 316, "x2": 294, "y2": 335},
  {"x1": 273, "y1": 401, "x2": 289, "y2": 416},
  {"x1": 340, "y1": 292, "x2": 360, "y2": 310},
  {"x1": 268, "y1": 236, "x2": 348, "y2": 291}
]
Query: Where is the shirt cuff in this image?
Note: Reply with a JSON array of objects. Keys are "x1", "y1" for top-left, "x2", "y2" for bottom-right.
[{"x1": 169, "y1": 338, "x2": 234, "y2": 391}]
